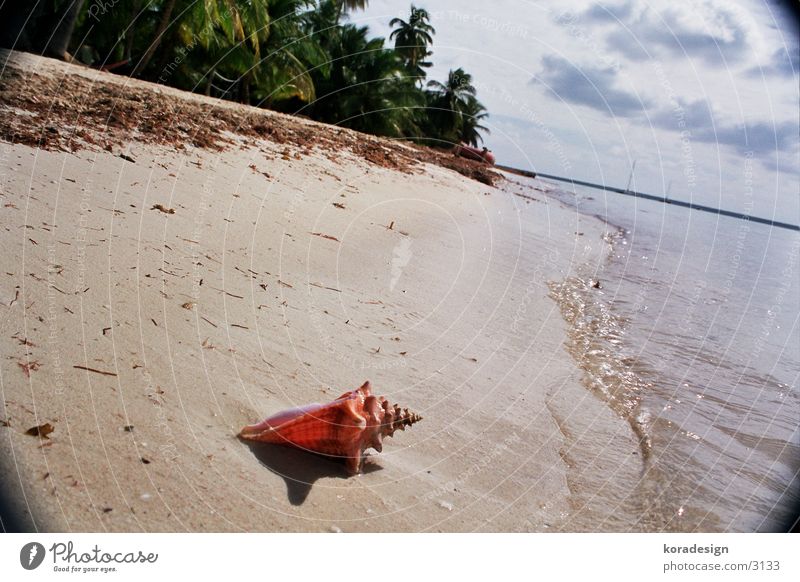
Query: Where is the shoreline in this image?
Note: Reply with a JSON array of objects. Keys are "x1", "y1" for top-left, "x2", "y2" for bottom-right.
[
  {"x1": 1, "y1": 52, "x2": 640, "y2": 532},
  {"x1": 521, "y1": 172, "x2": 800, "y2": 532}
]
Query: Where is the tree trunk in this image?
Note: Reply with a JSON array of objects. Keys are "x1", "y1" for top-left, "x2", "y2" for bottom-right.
[
  {"x1": 44, "y1": 0, "x2": 86, "y2": 61},
  {"x1": 132, "y1": 0, "x2": 177, "y2": 77},
  {"x1": 241, "y1": 72, "x2": 251, "y2": 104},
  {"x1": 124, "y1": 0, "x2": 143, "y2": 62},
  {"x1": 205, "y1": 69, "x2": 215, "y2": 96}
]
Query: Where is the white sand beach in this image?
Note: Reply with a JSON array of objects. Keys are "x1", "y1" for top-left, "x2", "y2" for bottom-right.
[{"x1": 0, "y1": 51, "x2": 641, "y2": 532}]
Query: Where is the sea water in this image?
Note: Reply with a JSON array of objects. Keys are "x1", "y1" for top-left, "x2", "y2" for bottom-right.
[{"x1": 522, "y1": 174, "x2": 799, "y2": 532}]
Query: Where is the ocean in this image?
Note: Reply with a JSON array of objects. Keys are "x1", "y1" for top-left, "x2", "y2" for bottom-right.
[{"x1": 516, "y1": 173, "x2": 799, "y2": 532}]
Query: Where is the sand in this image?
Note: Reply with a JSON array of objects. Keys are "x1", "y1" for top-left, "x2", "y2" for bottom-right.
[{"x1": 0, "y1": 51, "x2": 641, "y2": 532}]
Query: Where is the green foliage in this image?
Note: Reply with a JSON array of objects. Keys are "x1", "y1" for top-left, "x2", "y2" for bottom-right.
[
  {"x1": 389, "y1": 5, "x2": 434, "y2": 84},
  {"x1": 305, "y1": 18, "x2": 423, "y2": 138},
  {"x1": 458, "y1": 95, "x2": 490, "y2": 146},
  {"x1": 426, "y1": 68, "x2": 489, "y2": 146},
  {"x1": 66, "y1": 0, "x2": 488, "y2": 147}
]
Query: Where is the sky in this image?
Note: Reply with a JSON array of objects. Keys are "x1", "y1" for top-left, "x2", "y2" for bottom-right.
[{"x1": 349, "y1": 0, "x2": 799, "y2": 221}]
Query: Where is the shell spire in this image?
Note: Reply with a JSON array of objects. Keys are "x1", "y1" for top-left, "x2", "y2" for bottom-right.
[{"x1": 239, "y1": 381, "x2": 422, "y2": 475}]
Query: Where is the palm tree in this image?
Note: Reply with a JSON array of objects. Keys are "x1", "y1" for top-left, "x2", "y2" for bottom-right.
[
  {"x1": 334, "y1": 0, "x2": 369, "y2": 21},
  {"x1": 132, "y1": 0, "x2": 178, "y2": 76},
  {"x1": 166, "y1": 0, "x2": 270, "y2": 101},
  {"x1": 458, "y1": 95, "x2": 490, "y2": 146},
  {"x1": 427, "y1": 68, "x2": 476, "y2": 110},
  {"x1": 55, "y1": 0, "x2": 488, "y2": 146},
  {"x1": 154, "y1": 0, "x2": 325, "y2": 106},
  {"x1": 308, "y1": 23, "x2": 420, "y2": 137},
  {"x1": 132, "y1": 0, "x2": 275, "y2": 81},
  {"x1": 425, "y1": 67, "x2": 488, "y2": 145},
  {"x1": 389, "y1": 5, "x2": 435, "y2": 83},
  {"x1": 253, "y1": 0, "x2": 328, "y2": 105}
]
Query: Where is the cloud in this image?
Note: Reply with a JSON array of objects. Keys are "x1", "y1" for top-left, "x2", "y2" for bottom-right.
[
  {"x1": 745, "y1": 43, "x2": 799, "y2": 77},
  {"x1": 580, "y1": 1, "x2": 635, "y2": 24},
  {"x1": 649, "y1": 97, "x2": 799, "y2": 157},
  {"x1": 602, "y1": 3, "x2": 752, "y2": 65},
  {"x1": 709, "y1": 120, "x2": 799, "y2": 156},
  {"x1": 533, "y1": 54, "x2": 649, "y2": 117},
  {"x1": 604, "y1": 29, "x2": 653, "y2": 61},
  {"x1": 650, "y1": 98, "x2": 714, "y2": 131}
]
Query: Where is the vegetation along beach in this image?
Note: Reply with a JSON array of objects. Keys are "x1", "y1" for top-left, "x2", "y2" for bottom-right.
[{"x1": 0, "y1": 1, "x2": 797, "y2": 533}]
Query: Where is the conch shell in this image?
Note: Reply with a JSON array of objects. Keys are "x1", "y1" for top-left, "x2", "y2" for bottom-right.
[{"x1": 239, "y1": 381, "x2": 422, "y2": 474}]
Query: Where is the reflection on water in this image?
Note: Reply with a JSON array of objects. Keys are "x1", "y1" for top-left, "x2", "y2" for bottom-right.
[
  {"x1": 540, "y1": 178, "x2": 799, "y2": 532},
  {"x1": 548, "y1": 275, "x2": 654, "y2": 460}
]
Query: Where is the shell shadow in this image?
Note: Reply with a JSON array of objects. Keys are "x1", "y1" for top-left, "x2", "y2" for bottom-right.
[{"x1": 243, "y1": 442, "x2": 382, "y2": 505}]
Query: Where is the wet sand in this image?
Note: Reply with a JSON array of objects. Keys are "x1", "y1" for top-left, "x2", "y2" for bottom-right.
[{"x1": 0, "y1": 52, "x2": 640, "y2": 532}]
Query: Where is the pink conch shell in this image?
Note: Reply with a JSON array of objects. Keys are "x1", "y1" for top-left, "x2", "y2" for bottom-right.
[{"x1": 239, "y1": 381, "x2": 422, "y2": 474}]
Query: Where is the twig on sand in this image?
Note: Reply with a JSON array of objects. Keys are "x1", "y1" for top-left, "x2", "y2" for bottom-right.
[
  {"x1": 310, "y1": 282, "x2": 341, "y2": 293},
  {"x1": 18, "y1": 361, "x2": 41, "y2": 377},
  {"x1": 310, "y1": 232, "x2": 340, "y2": 242},
  {"x1": 73, "y1": 365, "x2": 117, "y2": 377},
  {"x1": 209, "y1": 286, "x2": 244, "y2": 298}
]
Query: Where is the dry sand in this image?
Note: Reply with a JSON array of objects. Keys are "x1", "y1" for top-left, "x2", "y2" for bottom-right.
[{"x1": 0, "y1": 51, "x2": 641, "y2": 532}]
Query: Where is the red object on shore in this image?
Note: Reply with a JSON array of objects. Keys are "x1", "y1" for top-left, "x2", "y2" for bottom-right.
[
  {"x1": 238, "y1": 381, "x2": 422, "y2": 475},
  {"x1": 453, "y1": 143, "x2": 495, "y2": 165}
]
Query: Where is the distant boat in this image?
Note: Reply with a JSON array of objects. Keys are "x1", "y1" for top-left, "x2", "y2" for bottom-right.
[{"x1": 453, "y1": 143, "x2": 495, "y2": 165}]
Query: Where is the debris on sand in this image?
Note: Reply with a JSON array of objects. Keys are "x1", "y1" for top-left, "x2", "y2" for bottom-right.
[
  {"x1": 310, "y1": 232, "x2": 340, "y2": 242},
  {"x1": 26, "y1": 423, "x2": 55, "y2": 439},
  {"x1": 18, "y1": 360, "x2": 41, "y2": 377},
  {"x1": 151, "y1": 204, "x2": 175, "y2": 215},
  {"x1": 73, "y1": 364, "x2": 117, "y2": 377},
  {"x1": 0, "y1": 56, "x2": 500, "y2": 187}
]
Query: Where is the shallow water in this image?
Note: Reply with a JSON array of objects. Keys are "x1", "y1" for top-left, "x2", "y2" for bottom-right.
[{"x1": 524, "y1": 175, "x2": 799, "y2": 532}]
